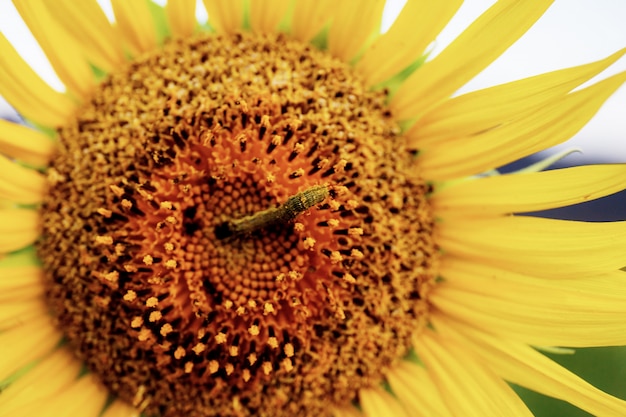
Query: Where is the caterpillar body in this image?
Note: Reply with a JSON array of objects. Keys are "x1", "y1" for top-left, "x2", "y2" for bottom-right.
[{"x1": 215, "y1": 185, "x2": 329, "y2": 239}]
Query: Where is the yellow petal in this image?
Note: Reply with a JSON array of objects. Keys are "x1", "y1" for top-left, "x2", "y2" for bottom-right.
[
  {"x1": 249, "y1": 0, "x2": 291, "y2": 34},
  {"x1": 291, "y1": 0, "x2": 334, "y2": 43},
  {"x1": 12, "y1": 0, "x2": 95, "y2": 99},
  {"x1": 419, "y1": 71, "x2": 626, "y2": 181},
  {"x1": 391, "y1": 0, "x2": 553, "y2": 120},
  {"x1": 165, "y1": 0, "x2": 197, "y2": 38},
  {"x1": 356, "y1": 0, "x2": 463, "y2": 86},
  {"x1": 413, "y1": 329, "x2": 534, "y2": 417},
  {"x1": 433, "y1": 258, "x2": 626, "y2": 346},
  {"x1": 0, "y1": 153, "x2": 46, "y2": 204},
  {"x1": 437, "y1": 215, "x2": 626, "y2": 279},
  {"x1": 409, "y1": 48, "x2": 626, "y2": 149},
  {"x1": 360, "y1": 386, "x2": 409, "y2": 417},
  {"x1": 0, "y1": 34, "x2": 76, "y2": 128},
  {"x1": 0, "y1": 284, "x2": 43, "y2": 303},
  {"x1": 202, "y1": 0, "x2": 245, "y2": 33},
  {"x1": 432, "y1": 164, "x2": 626, "y2": 218},
  {"x1": 101, "y1": 400, "x2": 140, "y2": 417},
  {"x1": 0, "y1": 298, "x2": 46, "y2": 331},
  {"x1": 0, "y1": 209, "x2": 40, "y2": 254},
  {"x1": 332, "y1": 405, "x2": 364, "y2": 417},
  {"x1": 0, "y1": 119, "x2": 55, "y2": 166},
  {"x1": 0, "y1": 266, "x2": 43, "y2": 302},
  {"x1": 46, "y1": 0, "x2": 125, "y2": 73},
  {"x1": 386, "y1": 361, "x2": 452, "y2": 417},
  {"x1": 111, "y1": 0, "x2": 158, "y2": 57},
  {"x1": 0, "y1": 315, "x2": 60, "y2": 380},
  {"x1": 432, "y1": 314, "x2": 626, "y2": 417},
  {"x1": 0, "y1": 348, "x2": 81, "y2": 415},
  {"x1": 327, "y1": 0, "x2": 386, "y2": 62},
  {"x1": 11, "y1": 374, "x2": 108, "y2": 417}
]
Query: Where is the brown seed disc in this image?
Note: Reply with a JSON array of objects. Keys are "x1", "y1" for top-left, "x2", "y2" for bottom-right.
[{"x1": 37, "y1": 32, "x2": 437, "y2": 417}]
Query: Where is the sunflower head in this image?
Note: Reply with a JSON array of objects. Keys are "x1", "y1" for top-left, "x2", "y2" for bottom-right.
[{"x1": 35, "y1": 26, "x2": 437, "y2": 417}]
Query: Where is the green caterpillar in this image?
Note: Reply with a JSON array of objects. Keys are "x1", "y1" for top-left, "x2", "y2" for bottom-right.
[{"x1": 215, "y1": 185, "x2": 329, "y2": 239}]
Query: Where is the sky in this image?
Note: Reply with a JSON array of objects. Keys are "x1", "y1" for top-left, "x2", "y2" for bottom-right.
[{"x1": 0, "y1": 0, "x2": 625, "y2": 162}]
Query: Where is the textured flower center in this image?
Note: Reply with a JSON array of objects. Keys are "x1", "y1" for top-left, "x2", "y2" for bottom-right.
[{"x1": 37, "y1": 32, "x2": 437, "y2": 417}]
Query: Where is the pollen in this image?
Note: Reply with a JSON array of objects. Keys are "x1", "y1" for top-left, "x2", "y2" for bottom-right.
[
  {"x1": 103, "y1": 271, "x2": 119, "y2": 283},
  {"x1": 137, "y1": 328, "x2": 151, "y2": 342},
  {"x1": 37, "y1": 32, "x2": 436, "y2": 417},
  {"x1": 174, "y1": 346, "x2": 186, "y2": 359},
  {"x1": 287, "y1": 270, "x2": 301, "y2": 280},
  {"x1": 130, "y1": 317, "x2": 143, "y2": 328},
  {"x1": 282, "y1": 358, "x2": 294, "y2": 373},
  {"x1": 225, "y1": 363, "x2": 234, "y2": 376},
  {"x1": 242, "y1": 369, "x2": 251, "y2": 382},
  {"x1": 350, "y1": 249, "x2": 364, "y2": 259},
  {"x1": 348, "y1": 227, "x2": 363, "y2": 237},
  {"x1": 284, "y1": 343, "x2": 295, "y2": 358},
  {"x1": 302, "y1": 237, "x2": 316, "y2": 250},
  {"x1": 248, "y1": 353, "x2": 258, "y2": 366},
  {"x1": 343, "y1": 273, "x2": 356, "y2": 284},
  {"x1": 215, "y1": 332, "x2": 227, "y2": 345},
  {"x1": 327, "y1": 219, "x2": 340, "y2": 228},
  {"x1": 267, "y1": 337, "x2": 279, "y2": 349},
  {"x1": 97, "y1": 208, "x2": 112, "y2": 218},
  {"x1": 263, "y1": 302, "x2": 275, "y2": 315},
  {"x1": 192, "y1": 343, "x2": 206, "y2": 355},
  {"x1": 94, "y1": 235, "x2": 113, "y2": 245},
  {"x1": 123, "y1": 290, "x2": 137, "y2": 302},
  {"x1": 209, "y1": 360, "x2": 219, "y2": 374},
  {"x1": 329, "y1": 251, "x2": 343, "y2": 264},
  {"x1": 160, "y1": 323, "x2": 173, "y2": 336}
]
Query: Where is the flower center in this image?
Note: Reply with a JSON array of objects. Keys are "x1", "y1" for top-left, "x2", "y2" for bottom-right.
[{"x1": 37, "y1": 32, "x2": 437, "y2": 417}]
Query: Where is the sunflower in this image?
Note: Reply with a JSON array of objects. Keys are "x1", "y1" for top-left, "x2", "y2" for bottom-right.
[{"x1": 1, "y1": 0, "x2": 626, "y2": 416}]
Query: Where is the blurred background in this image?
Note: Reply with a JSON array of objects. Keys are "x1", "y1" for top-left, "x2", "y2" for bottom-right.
[{"x1": 1, "y1": 1, "x2": 625, "y2": 415}]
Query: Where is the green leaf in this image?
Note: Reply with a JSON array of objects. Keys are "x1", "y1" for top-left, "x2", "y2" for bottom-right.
[
  {"x1": 146, "y1": 0, "x2": 170, "y2": 44},
  {"x1": 515, "y1": 346, "x2": 626, "y2": 416},
  {"x1": 0, "y1": 246, "x2": 40, "y2": 268}
]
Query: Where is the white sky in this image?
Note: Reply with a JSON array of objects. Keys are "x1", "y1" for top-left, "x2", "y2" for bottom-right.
[{"x1": 0, "y1": 0, "x2": 625, "y2": 162}]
